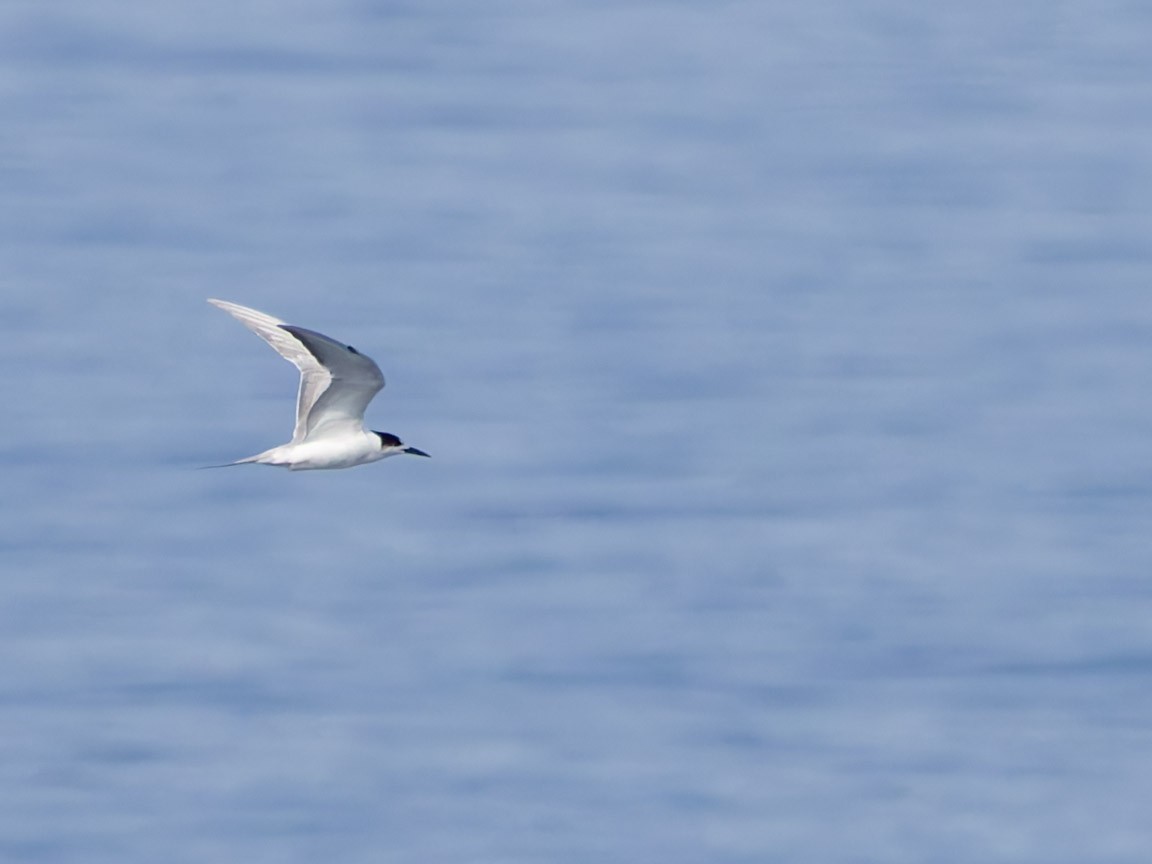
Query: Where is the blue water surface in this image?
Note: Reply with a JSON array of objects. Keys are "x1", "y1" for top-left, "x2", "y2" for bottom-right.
[{"x1": 2, "y1": 2, "x2": 1152, "y2": 862}]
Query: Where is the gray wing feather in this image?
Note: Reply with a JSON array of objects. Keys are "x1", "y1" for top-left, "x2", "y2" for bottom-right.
[
  {"x1": 279, "y1": 325, "x2": 385, "y2": 440},
  {"x1": 208, "y1": 299, "x2": 384, "y2": 443}
]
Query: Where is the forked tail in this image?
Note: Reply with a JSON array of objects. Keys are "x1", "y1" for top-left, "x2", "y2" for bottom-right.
[{"x1": 197, "y1": 454, "x2": 263, "y2": 470}]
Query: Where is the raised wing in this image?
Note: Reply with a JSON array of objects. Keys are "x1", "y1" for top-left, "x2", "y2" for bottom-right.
[
  {"x1": 278, "y1": 325, "x2": 385, "y2": 440},
  {"x1": 208, "y1": 299, "x2": 384, "y2": 442}
]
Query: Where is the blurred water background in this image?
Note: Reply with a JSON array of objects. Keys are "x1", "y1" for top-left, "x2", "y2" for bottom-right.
[{"x1": 3, "y1": 1, "x2": 1152, "y2": 862}]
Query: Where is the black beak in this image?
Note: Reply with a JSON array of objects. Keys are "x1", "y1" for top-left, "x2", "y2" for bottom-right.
[{"x1": 403, "y1": 446, "x2": 430, "y2": 457}]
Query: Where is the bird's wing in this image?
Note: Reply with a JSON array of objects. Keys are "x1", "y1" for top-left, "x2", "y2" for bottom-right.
[
  {"x1": 209, "y1": 299, "x2": 383, "y2": 443},
  {"x1": 276, "y1": 325, "x2": 385, "y2": 441}
]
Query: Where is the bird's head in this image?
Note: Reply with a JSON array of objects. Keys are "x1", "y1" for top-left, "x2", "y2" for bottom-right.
[{"x1": 374, "y1": 431, "x2": 430, "y2": 459}]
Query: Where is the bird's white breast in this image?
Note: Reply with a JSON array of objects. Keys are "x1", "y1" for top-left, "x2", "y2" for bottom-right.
[{"x1": 265, "y1": 433, "x2": 385, "y2": 471}]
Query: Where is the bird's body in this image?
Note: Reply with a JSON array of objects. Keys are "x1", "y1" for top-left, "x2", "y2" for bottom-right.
[
  {"x1": 233, "y1": 431, "x2": 395, "y2": 470},
  {"x1": 207, "y1": 299, "x2": 429, "y2": 470}
]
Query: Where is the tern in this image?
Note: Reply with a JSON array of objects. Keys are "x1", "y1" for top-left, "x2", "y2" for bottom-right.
[{"x1": 207, "y1": 299, "x2": 429, "y2": 470}]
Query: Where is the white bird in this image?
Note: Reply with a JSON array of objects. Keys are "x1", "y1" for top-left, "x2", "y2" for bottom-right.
[{"x1": 207, "y1": 299, "x2": 429, "y2": 470}]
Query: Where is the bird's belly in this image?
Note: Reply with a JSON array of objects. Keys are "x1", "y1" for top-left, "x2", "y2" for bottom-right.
[{"x1": 285, "y1": 438, "x2": 379, "y2": 470}]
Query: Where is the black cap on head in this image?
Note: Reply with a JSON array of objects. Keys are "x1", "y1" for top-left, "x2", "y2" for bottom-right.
[
  {"x1": 374, "y1": 431, "x2": 428, "y2": 456},
  {"x1": 374, "y1": 431, "x2": 403, "y2": 448}
]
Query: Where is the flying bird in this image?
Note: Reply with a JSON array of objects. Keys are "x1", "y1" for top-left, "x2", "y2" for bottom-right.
[{"x1": 207, "y1": 299, "x2": 429, "y2": 470}]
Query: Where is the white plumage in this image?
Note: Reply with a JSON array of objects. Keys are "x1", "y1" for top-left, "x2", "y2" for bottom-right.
[{"x1": 208, "y1": 299, "x2": 429, "y2": 470}]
